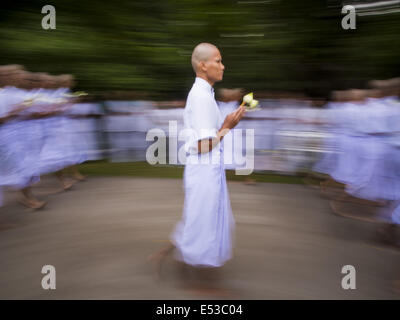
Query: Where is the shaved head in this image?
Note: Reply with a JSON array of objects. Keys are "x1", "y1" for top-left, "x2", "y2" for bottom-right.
[{"x1": 191, "y1": 43, "x2": 219, "y2": 73}]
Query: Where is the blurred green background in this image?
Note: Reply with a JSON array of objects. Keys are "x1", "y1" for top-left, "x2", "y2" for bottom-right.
[{"x1": 1, "y1": 0, "x2": 399, "y2": 98}]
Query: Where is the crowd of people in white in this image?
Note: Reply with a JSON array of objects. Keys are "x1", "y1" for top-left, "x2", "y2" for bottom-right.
[
  {"x1": 1, "y1": 64, "x2": 399, "y2": 245},
  {"x1": 0, "y1": 65, "x2": 100, "y2": 208}
]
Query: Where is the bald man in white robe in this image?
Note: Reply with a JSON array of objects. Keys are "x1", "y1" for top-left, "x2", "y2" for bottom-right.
[{"x1": 149, "y1": 43, "x2": 246, "y2": 272}]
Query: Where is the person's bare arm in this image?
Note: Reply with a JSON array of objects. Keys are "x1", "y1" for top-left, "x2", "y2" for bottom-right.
[
  {"x1": 0, "y1": 103, "x2": 32, "y2": 123},
  {"x1": 197, "y1": 105, "x2": 246, "y2": 154}
]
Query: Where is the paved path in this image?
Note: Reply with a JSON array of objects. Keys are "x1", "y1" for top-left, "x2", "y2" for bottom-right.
[{"x1": 0, "y1": 176, "x2": 399, "y2": 299}]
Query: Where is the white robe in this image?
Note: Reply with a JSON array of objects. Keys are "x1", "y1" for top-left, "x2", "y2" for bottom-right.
[{"x1": 171, "y1": 77, "x2": 235, "y2": 267}]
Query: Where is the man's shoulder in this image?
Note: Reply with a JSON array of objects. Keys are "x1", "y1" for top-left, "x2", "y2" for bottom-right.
[{"x1": 187, "y1": 85, "x2": 213, "y2": 104}]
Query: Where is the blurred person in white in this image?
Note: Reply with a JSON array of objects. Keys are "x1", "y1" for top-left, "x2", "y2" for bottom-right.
[
  {"x1": 325, "y1": 81, "x2": 400, "y2": 247},
  {"x1": 0, "y1": 67, "x2": 47, "y2": 209},
  {"x1": 54, "y1": 74, "x2": 88, "y2": 184},
  {"x1": 366, "y1": 80, "x2": 400, "y2": 246},
  {"x1": 316, "y1": 90, "x2": 364, "y2": 198},
  {"x1": 0, "y1": 68, "x2": 91, "y2": 209},
  {"x1": 148, "y1": 43, "x2": 246, "y2": 293},
  {"x1": 35, "y1": 74, "x2": 88, "y2": 191}
]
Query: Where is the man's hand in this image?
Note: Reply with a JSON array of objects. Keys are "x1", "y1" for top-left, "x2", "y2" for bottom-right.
[{"x1": 221, "y1": 104, "x2": 246, "y2": 130}]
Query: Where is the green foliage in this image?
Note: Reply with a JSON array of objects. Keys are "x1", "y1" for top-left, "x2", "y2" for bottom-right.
[
  {"x1": 78, "y1": 160, "x2": 306, "y2": 184},
  {"x1": 1, "y1": 0, "x2": 399, "y2": 98}
]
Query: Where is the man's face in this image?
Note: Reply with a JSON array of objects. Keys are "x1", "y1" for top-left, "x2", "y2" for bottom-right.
[{"x1": 203, "y1": 49, "x2": 225, "y2": 83}]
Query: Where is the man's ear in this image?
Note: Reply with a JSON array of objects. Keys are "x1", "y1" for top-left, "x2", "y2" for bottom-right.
[{"x1": 199, "y1": 61, "x2": 207, "y2": 73}]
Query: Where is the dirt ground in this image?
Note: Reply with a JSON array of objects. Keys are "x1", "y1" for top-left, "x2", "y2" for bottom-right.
[{"x1": 0, "y1": 176, "x2": 399, "y2": 299}]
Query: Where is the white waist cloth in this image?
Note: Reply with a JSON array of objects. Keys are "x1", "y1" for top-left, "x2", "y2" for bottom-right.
[{"x1": 171, "y1": 152, "x2": 235, "y2": 267}]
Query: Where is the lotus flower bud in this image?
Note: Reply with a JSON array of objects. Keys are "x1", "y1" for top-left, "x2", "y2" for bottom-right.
[
  {"x1": 249, "y1": 99, "x2": 259, "y2": 109},
  {"x1": 243, "y1": 92, "x2": 253, "y2": 105}
]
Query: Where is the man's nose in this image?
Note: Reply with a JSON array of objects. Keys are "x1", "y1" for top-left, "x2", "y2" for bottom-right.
[{"x1": 221, "y1": 63, "x2": 225, "y2": 71}]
